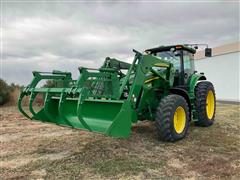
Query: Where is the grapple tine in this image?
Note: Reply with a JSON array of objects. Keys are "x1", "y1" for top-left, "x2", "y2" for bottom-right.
[
  {"x1": 77, "y1": 89, "x2": 92, "y2": 131},
  {"x1": 18, "y1": 93, "x2": 31, "y2": 119},
  {"x1": 29, "y1": 91, "x2": 38, "y2": 117}
]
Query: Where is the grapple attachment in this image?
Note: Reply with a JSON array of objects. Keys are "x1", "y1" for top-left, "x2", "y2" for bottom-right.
[{"x1": 18, "y1": 56, "x2": 139, "y2": 138}]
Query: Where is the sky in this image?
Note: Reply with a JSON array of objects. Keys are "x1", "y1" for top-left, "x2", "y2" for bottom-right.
[{"x1": 1, "y1": 0, "x2": 239, "y2": 85}]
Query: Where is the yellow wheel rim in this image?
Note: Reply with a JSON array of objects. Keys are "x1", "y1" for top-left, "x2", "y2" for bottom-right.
[
  {"x1": 206, "y1": 90, "x2": 215, "y2": 119},
  {"x1": 173, "y1": 106, "x2": 186, "y2": 134}
]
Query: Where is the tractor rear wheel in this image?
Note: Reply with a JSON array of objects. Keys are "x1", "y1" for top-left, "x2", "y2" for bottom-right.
[
  {"x1": 194, "y1": 81, "x2": 216, "y2": 126},
  {"x1": 155, "y1": 95, "x2": 190, "y2": 142}
]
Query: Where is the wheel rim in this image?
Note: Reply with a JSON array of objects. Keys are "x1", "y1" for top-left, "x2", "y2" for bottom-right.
[
  {"x1": 173, "y1": 106, "x2": 186, "y2": 134},
  {"x1": 206, "y1": 90, "x2": 215, "y2": 119}
]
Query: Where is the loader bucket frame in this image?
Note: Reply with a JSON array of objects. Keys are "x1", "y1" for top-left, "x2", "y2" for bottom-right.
[{"x1": 18, "y1": 52, "x2": 142, "y2": 138}]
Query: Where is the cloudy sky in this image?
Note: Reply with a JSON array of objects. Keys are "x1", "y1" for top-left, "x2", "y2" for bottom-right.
[{"x1": 1, "y1": 0, "x2": 239, "y2": 85}]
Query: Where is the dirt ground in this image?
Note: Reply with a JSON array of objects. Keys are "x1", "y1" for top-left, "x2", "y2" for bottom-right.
[{"x1": 0, "y1": 103, "x2": 240, "y2": 179}]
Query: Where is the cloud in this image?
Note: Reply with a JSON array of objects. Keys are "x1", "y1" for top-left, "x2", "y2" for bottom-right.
[{"x1": 2, "y1": 1, "x2": 239, "y2": 85}]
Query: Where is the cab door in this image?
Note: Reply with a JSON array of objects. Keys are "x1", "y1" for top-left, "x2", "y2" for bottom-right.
[{"x1": 183, "y1": 51, "x2": 195, "y2": 85}]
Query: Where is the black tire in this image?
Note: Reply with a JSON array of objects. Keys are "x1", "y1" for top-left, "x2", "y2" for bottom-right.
[
  {"x1": 155, "y1": 95, "x2": 190, "y2": 142},
  {"x1": 194, "y1": 81, "x2": 216, "y2": 127}
]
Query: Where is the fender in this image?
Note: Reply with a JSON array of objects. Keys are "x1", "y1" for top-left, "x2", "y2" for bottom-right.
[{"x1": 188, "y1": 73, "x2": 206, "y2": 98}]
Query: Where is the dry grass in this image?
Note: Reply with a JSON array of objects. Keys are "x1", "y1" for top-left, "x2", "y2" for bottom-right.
[
  {"x1": 6, "y1": 88, "x2": 43, "y2": 106},
  {"x1": 0, "y1": 103, "x2": 240, "y2": 179}
]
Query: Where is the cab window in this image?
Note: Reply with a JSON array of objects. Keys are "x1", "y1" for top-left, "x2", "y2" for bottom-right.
[
  {"x1": 183, "y1": 51, "x2": 194, "y2": 74},
  {"x1": 156, "y1": 51, "x2": 181, "y2": 70}
]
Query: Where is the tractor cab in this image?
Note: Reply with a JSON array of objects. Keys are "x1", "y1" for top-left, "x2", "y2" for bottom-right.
[{"x1": 145, "y1": 45, "x2": 210, "y2": 86}]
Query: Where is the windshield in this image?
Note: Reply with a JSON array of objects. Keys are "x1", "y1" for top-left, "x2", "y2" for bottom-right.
[{"x1": 156, "y1": 51, "x2": 180, "y2": 70}]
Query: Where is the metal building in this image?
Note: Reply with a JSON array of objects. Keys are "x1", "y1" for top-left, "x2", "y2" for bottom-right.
[{"x1": 194, "y1": 42, "x2": 240, "y2": 102}]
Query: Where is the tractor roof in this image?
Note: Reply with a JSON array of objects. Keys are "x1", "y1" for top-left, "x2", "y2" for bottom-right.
[{"x1": 145, "y1": 45, "x2": 196, "y2": 54}]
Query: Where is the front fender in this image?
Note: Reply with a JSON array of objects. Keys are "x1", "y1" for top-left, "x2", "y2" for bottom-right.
[{"x1": 188, "y1": 74, "x2": 206, "y2": 98}]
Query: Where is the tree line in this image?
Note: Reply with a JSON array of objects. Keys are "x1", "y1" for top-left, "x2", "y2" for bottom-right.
[{"x1": 0, "y1": 79, "x2": 56, "y2": 105}]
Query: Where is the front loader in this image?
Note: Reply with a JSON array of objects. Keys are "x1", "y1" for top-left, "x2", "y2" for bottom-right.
[{"x1": 18, "y1": 45, "x2": 216, "y2": 141}]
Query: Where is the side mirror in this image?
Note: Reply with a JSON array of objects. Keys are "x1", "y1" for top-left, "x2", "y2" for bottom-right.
[{"x1": 205, "y1": 48, "x2": 212, "y2": 57}]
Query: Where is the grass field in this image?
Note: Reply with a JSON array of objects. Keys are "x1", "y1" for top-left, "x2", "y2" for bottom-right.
[{"x1": 0, "y1": 103, "x2": 240, "y2": 179}]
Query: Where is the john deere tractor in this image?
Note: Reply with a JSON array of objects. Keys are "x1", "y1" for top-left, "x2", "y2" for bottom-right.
[{"x1": 18, "y1": 44, "x2": 216, "y2": 142}]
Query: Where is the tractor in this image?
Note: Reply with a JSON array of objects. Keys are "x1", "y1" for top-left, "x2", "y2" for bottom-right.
[{"x1": 18, "y1": 44, "x2": 216, "y2": 142}]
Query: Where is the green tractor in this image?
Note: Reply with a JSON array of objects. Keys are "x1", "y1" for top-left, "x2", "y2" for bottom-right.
[{"x1": 18, "y1": 44, "x2": 216, "y2": 142}]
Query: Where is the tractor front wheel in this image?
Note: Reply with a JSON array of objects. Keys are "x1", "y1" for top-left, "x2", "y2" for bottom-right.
[
  {"x1": 155, "y1": 95, "x2": 190, "y2": 142},
  {"x1": 194, "y1": 81, "x2": 216, "y2": 126}
]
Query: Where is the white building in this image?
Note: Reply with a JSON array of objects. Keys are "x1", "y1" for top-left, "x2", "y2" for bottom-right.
[{"x1": 194, "y1": 42, "x2": 240, "y2": 102}]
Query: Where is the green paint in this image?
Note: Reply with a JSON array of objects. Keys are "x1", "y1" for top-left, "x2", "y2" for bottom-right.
[{"x1": 18, "y1": 46, "x2": 207, "y2": 138}]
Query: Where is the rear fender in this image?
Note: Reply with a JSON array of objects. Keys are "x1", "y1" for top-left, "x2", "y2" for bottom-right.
[{"x1": 188, "y1": 74, "x2": 206, "y2": 98}]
